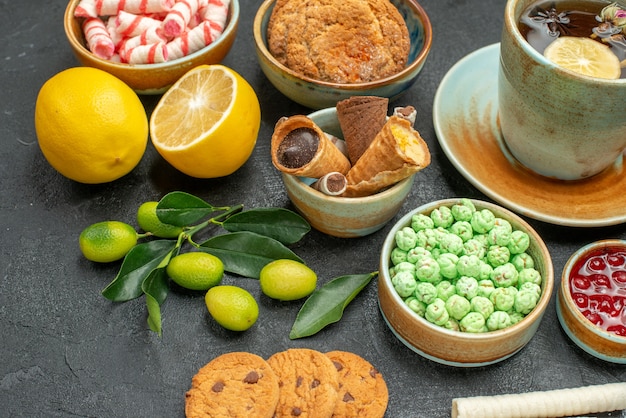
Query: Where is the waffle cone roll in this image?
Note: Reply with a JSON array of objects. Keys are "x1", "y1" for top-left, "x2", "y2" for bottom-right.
[
  {"x1": 271, "y1": 115, "x2": 351, "y2": 178},
  {"x1": 343, "y1": 116, "x2": 430, "y2": 197},
  {"x1": 336, "y1": 96, "x2": 389, "y2": 165}
]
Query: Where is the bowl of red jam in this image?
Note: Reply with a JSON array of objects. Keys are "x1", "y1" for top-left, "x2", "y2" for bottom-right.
[{"x1": 557, "y1": 239, "x2": 626, "y2": 364}]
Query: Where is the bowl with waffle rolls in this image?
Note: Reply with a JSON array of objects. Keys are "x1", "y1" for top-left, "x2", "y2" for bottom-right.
[
  {"x1": 253, "y1": 0, "x2": 432, "y2": 109},
  {"x1": 271, "y1": 96, "x2": 431, "y2": 238},
  {"x1": 64, "y1": 0, "x2": 240, "y2": 94}
]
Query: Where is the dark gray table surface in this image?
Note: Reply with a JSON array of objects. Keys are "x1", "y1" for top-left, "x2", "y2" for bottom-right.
[{"x1": 2, "y1": 0, "x2": 625, "y2": 417}]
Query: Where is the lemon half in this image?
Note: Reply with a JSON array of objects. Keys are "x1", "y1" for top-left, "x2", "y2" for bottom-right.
[{"x1": 149, "y1": 65, "x2": 261, "y2": 178}]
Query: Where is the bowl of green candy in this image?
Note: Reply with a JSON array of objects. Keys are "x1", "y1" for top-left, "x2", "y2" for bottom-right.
[{"x1": 378, "y1": 198, "x2": 554, "y2": 367}]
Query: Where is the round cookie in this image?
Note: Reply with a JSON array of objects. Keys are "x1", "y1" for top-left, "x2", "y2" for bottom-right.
[
  {"x1": 267, "y1": 0, "x2": 410, "y2": 84},
  {"x1": 325, "y1": 351, "x2": 389, "y2": 418},
  {"x1": 267, "y1": 348, "x2": 339, "y2": 418},
  {"x1": 185, "y1": 352, "x2": 279, "y2": 418}
]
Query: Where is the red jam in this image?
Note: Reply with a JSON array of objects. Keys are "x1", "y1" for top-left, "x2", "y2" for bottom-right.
[{"x1": 569, "y1": 247, "x2": 626, "y2": 337}]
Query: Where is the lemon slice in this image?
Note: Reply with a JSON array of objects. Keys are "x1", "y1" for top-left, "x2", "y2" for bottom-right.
[
  {"x1": 150, "y1": 65, "x2": 261, "y2": 178},
  {"x1": 543, "y1": 36, "x2": 621, "y2": 80}
]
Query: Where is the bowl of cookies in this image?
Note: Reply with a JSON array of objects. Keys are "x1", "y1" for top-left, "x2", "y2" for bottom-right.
[
  {"x1": 557, "y1": 239, "x2": 626, "y2": 364},
  {"x1": 253, "y1": 0, "x2": 432, "y2": 109},
  {"x1": 378, "y1": 198, "x2": 554, "y2": 366},
  {"x1": 64, "y1": 0, "x2": 239, "y2": 94},
  {"x1": 271, "y1": 96, "x2": 430, "y2": 238}
]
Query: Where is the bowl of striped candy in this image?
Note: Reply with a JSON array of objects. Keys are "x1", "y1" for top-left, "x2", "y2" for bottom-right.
[{"x1": 64, "y1": 0, "x2": 240, "y2": 94}]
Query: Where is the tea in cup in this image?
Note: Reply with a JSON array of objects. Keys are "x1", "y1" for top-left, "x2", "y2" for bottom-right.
[{"x1": 499, "y1": 0, "x2": 626, "y2": 180}]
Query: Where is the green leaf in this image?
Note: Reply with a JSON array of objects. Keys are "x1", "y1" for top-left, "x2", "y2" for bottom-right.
[
  {"x1": 156, "y1": 191, "x2": 216, "y2": 227},
  {"x1": 199, "y1": 231, "x2": 304, "y2": 279},
  {"x1": 101, "y1": 240, "x2": 177, "y2": 302},
  {"x1": 143, "y1": 267, "x2": 169, "y2": 337},
  {"x1": 222, "y1": 208, "x2": 310, "y2": 245},
  {"x1": 289, "y1": 272, "x2": 377, "y2": 339}
]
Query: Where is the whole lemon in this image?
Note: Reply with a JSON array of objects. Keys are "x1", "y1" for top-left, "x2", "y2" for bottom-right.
[
  {"x1": 137, "y1": 201, "x2": 184, "y2": 238},
  {"x1": 259, "y1": 259, "x2": 317, "y2": 301},
  {"x1": 79, "y1": 221, "x2": 138, "y2": 263},
  {"x1": 35, "y1": 67, "x2": 148, "y2": 184},
  {"x1": 166, "y1": 252, "x2": 224, "y2": 291},
  {"x1": 205, "y1": 285, "x2": 259, "y2": 331}
]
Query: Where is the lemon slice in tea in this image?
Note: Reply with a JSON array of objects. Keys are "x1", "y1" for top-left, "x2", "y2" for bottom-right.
[{"x1": 543, "y1": 36, "x2": 621, "y2": 80}]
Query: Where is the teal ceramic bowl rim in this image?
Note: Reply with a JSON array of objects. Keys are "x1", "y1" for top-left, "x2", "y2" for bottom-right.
[
  {"x1": 503, "y1": 0, "x2": 626, "y2": 84},
  {"x1": 252, "y1": 0, "x2": 432, "y2": 90},
  {"x1": 556, "y1": 239, "x2": 626, "y2": 364},
  {"x1": 64, "y1": 0, "x2": 240, "y2": 69}
]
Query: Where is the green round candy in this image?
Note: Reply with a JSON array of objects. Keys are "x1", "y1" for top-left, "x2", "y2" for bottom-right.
[
  {"x1": 395, "y1": 227, "x2": 418, "y2": 251},
  {"x1": 416, "y1": 229, "x2": 439, "y2": 251},
  {"x1": 489, "y1": 286, "x2": 517, "y2": 312},
  {"x1": 456, "y1": 254, "x2": 482, "y2": 278},
  {"x1": 449, "y1": 221, "x2": 474, "y2": 242},
  {"x1": 487, "y1": 245, "x2": 511, "y2": 267},
  {"x1": 470, "y1": 296, "x2": 495, "y2": 319},
  {"x1": 477, "y1": 261, "x2": 494, "y2": 281},
  {"x1": 445, "y1": 294, "x2": 471, "y2": 320},
  {"x1": 491, "y1": 263, "x2": 519, "y2": 288},
  {"x1": 511, "y1": 252, "x2": 535, "y2": 271},
  {"x1": 443, "y1": 318, "x2": 460, "y2": 331},
  {"x1": 431, "y1": 206, "x2": 454, "y2": 228},
  {"x1": 393, "y1": 271, "x2": 418, "y2": 297},
  {"x1": 425, "y1": 298, "x2": 449, "y2": 326},
  {"x1": 455, "y1": 276, "x2": 479, "y2": 300},
  {"x1": 451, "y1": 199, "x2": 476, "y2": 222},
  {"x1": 415, "y1": 256, "x2": 442, "y2": 284},
  {"x1": 509, "y1": 311, "x2": 525, "y2": 325},
  {"x1": 411, "y1": 213, "x2": 434, "y2": 231},
  {"x1": 508, "y1": 230, "x2": 530, "y2": 254},
  {"x1": 486, "y1": 311, "x2": 512, "y2": 331},
  {"x1": 471, "y1": 209, "x2": 496, "y2": 234},
  {"x1": 415, "y1": 282, "x2": 438, "y2": 304},
  {"x1": 518, "y1": 268, "x2": 542, "y2": 287},
  {"x1": 488, "y1": 225, "x2": 512, "y2": 247},
  {"x1": 463, "y1": 238, "x2": 486, "y2": 259},
  {"x1": 436, "y1": 280, "x2": 457, "y2": 301},
  {"x1": 514, "y1": 289, "x2": 539, "y2": 314},
  {"x1": 477, "y1": 279, "x2": 496, "y2": 298},
  {"x1": 390, "y1": 247, "x2": 408, "y2": 265},
  {"x1": 440, "y1": 232, "x2": 464, "y2": 255},
  {"x1": 437, "y1": 253, "x2": 459, "y2": 279},
  {"x1": 459, "y1": 312, "x2": 486, "y2": 333},
  {"x1": 405, "y1": 297, "x2": 427, "y2": 317},
  {"x1": 406, "y1": 246, "x2": 431, "y2": 264},
  {"x1": 519, "y1": 282, "x2": 541, "y2": 297}
]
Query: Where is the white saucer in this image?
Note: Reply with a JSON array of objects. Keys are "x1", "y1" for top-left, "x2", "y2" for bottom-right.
[{"x1": 433, "y1": 43, "x2": 626, "y2": 227}]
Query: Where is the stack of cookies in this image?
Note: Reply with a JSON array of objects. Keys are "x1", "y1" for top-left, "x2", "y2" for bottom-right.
[{"x1": 185, "y1": 348, "x2": 389, "y2": 418}]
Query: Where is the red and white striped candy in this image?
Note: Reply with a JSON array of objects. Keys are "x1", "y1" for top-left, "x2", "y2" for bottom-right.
[
  {"x1": 118, "y1": 25, "x2": 167, "y2": 59},
  {"x1": 166, "y1": 20, "x2": 212, "y2": 60},
  {"x1": 82, "y1": 17, "x2": 115, "y2": 59},
  {"x1": 124, "y1": 42, "x2": 168, "y2": 64},
  {"x1": 75, "y1": 0, "x2": 175, "y2": 18},
  {"x1": 200, "y1": 0, "x2": 230, "y2": 42},
  {"x1": 161, "y1": 0, "x2": 204, "y2": 38},
  {"x1": 115, "y1": 10, "x2": 162, "y2": 38}
]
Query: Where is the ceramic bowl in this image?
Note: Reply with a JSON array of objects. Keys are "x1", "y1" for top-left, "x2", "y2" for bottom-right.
[
  {"x1": 378, "y1": 198, "x2": 554, "y2": 367},
  {"x1": 281, "y1": 107, "x2": 414, "y2": 238},
  {"x1": 63, "y1": 0, "x2": 239, "y2": 94},
  {"x1": 252, "y1": 0, "x2": 432, "y2": 109},
  {"x1": 557, "y1": 239, "x2": 626, "y2": 364}
]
